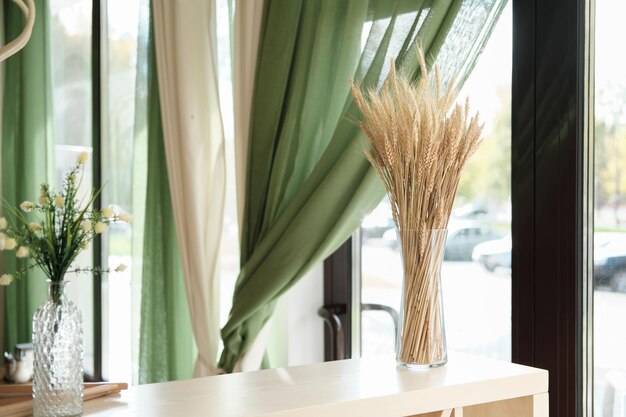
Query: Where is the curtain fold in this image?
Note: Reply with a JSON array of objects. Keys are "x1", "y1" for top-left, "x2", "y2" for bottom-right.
[
  {"x1": 137, "y1": 5, "x2": 196, "y2": 384},
  {"x1": 220, "y1": 0, "x2": 507, "y2": 373},
  {"x1": 152, "y1": 0, "x2": 226, "y2": 377},
  {"x1": 1, "y1": 0, "x2": 53, "y2": 354}
]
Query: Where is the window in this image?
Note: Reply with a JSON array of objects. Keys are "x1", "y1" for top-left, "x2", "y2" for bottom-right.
[
  {"x1": 593, "y1": 1, "x2": 626, "y2": 415},
  {"x1": 359, "y1": 2, "x2": 512, "y2": 361},
  {"x1": 327, "y1": 0, "x2": 594, "y2": 415},
  {"x1": 215, "y1": 0, "x2": 239, "y2": 335},
  {"x1": 47, "y1": 0, "x2": 147, "y2": 382},
  {"x1": 101, "y1": 0, "x2": 143, "y2": 383},
  {"x1": 49, "y1": 0, "x2": 95, "y2": 378}
]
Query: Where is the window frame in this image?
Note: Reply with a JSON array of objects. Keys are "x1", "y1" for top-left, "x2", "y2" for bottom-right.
[
  {"x1": 90, "y1": 0, "x2": 103, "y2": 382},
  {"x1": 512, "y1": 0, "x2": 593, "y2": 415}
]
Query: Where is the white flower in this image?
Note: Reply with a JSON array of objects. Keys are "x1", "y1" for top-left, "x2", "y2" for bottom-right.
[
  {"x1": 102, "y1": 207, "x2": 115, "y2": 218},
  {"x1": 38, "y1": 195, "x2": 49, "y2": 205},
  {"x1": 94, "y1": 222, "x2": 107, "y2": 234},
  {"x1": 115, "y1": 264, "x2": 127, "y2": 273},
  {"x1": 77, "y1": 151, "x2": 89, "y2": 165},
  {"x1": 3, "y1": 238, "x2": 17, "y2": 250},
  {"x1": 0, "y1": 274, "x2": 14, "y2": 286},
  {"x1": 0, "y1": 217, "x2": 6, "y2": 229},
  {"x1": 80, "y1": 220, "x2": 92, "y2": 232},
  {"x1": 118, "y1": 213, "x2": 134, "y2": 223},
  {"x1": 20, "y1": 201, "x2": 34, "y2": 212},
  {"x1": 16, "y1": 246, "x2": 29, "y2": 258},
  {"x1": 55, "y1": 196, "x2": 65, "y2": 208},
  {"x1": 0, "y1": 233, "x2": 5, "y2": 250},
  {"x1": 29, "y1": 223, "x2": 42, "y2": 232}
]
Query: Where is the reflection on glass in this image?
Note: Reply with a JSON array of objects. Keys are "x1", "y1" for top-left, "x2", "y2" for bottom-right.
[
  {"x1": 594, "y1": 2, "x2": 626, "y2": 416},
  {"x1": 360, "y1": 3, "x2": 512, "y2": 361}
]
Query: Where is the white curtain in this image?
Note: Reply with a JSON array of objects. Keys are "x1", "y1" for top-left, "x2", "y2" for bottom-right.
[
  {"x1": 152, "y1": 0, "x2": 226, "y2": 377},
  {"x1": 232, "y1": 0, "x2": 266, "y2": 372}
]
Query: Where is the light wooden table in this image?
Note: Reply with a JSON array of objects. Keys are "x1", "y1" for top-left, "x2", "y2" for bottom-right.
[{"x1": 84, "y1": 352, "x2": 548, "y2": 417}]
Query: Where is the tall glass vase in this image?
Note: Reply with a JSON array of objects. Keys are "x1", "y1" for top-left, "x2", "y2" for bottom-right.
[
  {"x1": 396, "y1": 229, "x2": 447, "y2": 369},
  {"x1": 33, "y1": 280, "x2": 83, "y2": 417}
]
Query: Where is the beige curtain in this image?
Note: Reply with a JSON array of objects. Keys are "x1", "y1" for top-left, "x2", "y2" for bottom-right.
[
  {"x1": 232, "y1": 0, "x2": 265, "y2": 372},
  {"x1": 152, "y1": 0, "x2": 226, "y2": 377}
]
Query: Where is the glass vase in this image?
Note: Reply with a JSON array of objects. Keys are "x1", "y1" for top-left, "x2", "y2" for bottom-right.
[
  {"x1": 33, "y1": 280, "x2": 83, "y2": 417},
  {"x1": 396, "y1": 229, "x2": 448, "y2": 368}
]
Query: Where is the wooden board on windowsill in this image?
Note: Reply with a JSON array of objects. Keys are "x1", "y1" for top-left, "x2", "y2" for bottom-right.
[{"x1": 0, "y1": 383, "x2": 128, "y2": 417}]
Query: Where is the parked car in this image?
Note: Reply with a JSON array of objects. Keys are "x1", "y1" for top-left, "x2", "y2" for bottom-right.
[
  {"x1": 471, "y1": 232, "x2": 626, "y2": 292},
  {"x1": 443, "y1": 223, "x2": 503, "y2": 261},
  {"x1": 471, "y1": 235, "x2": 512, "y2": 272},
  {"x1": 383, "y1": 222, "x2": 503, "y2": 261},
  {"x1": 593, "y1": 233, "x2": 626, "y2": 292}
]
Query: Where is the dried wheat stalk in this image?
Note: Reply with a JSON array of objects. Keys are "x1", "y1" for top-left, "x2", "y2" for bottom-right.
[{"x1": 351, "y1": 49, "x2": 483, "y2": 366}]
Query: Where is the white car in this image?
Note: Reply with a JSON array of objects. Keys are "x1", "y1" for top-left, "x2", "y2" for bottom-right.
[
  {"x1": 471, "y1": 235, "x2": 512, "y2": 272},
  {"x1": 383, "y1": 222, "x2": 503, "y2": 261},
  {"x1": 472, "y1": 232, "x2": 626, "y2": 292}
]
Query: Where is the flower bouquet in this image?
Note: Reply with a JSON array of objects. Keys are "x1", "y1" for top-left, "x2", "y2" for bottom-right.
[
  {"x1": 0, "y1": 152, "x2": 131, "y2": 416},
  {"x1": 351, "y1": 49, "x2": 484, "y2": 368}
]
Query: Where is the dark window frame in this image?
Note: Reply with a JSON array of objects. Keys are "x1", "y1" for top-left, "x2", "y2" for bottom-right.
[
  {"x1": 324, "y1": 0, "x2": 595, "y2": 415},
  {"x1": 512, "y1": 0, "x2": 593, "y2": 415},
  {"x1": 90, "y1": 0, "x2": 103, "y2": 382}
]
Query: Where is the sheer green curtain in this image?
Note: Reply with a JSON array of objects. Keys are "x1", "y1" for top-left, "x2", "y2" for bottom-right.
[
  {"x1": 1, "y1": 0, "x2": 53, "y2": 354},
  {"x1": 220, "y1": 0, "x2": 507, "y2": 372},
  {"x1": 135, "y1": 5, "x2": 196, "y2": 384}
]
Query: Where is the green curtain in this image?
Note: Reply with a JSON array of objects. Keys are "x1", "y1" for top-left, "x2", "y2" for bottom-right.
[
  {"x1": 136, "y1": 4, "x2": 196, "y2": 384},
  {"x1": 1, "y1": 0, "x2": 53, "y2": 354},
  {"x1": 219, "y1": 0, "x2": 507, "y2": 372}
]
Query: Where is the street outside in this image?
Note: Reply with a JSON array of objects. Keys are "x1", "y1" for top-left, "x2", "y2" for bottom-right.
[
  {"x1": 361, "y1": 242, "x2": 626, "y2": 416},
  {"x1": 103, "y1": 240, "x2": 626, "y2": 415}
]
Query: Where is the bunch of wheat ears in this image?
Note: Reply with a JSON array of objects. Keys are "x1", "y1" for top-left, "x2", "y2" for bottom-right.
[{"x1": 352, "y1": 49, "x2": 483, "y2": 365}]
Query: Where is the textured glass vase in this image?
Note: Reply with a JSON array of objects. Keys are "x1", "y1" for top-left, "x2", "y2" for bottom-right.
[
  {"x1": 33, "y1": 280, "x2": 83, "y2": 417},
  {"x1": 396, "y1": 229, "x2": 448, "y2": 369}
]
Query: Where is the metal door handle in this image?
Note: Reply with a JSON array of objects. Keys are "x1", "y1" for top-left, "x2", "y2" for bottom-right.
[
  {"x1": 361, "y1": 303, "x2": 400, "y2": 350},
  {"x1": 317, "y1": 305, "x2": 346, "y2": 361}
]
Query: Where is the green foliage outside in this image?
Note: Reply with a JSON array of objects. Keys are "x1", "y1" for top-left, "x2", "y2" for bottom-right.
[
  {"x1": 456, "y1": 86, "x2": 511, "y2": 213},
  {"x1": 596, "y1": 84, "x2": 626, "y2": 230},
  {"x1": 452, "y1": 83, "x2": 626, "y2": 234}
]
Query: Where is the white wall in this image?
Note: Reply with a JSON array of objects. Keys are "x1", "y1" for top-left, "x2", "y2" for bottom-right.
[
  {"x1": 287, "y1": 262, "x2": 324, "y2": 366},
  {"x1": 267, "y1": 262, "x2": 325, "y2": 367}
]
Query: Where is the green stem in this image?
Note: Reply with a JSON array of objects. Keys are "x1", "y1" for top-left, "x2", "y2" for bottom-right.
[{"x1": 49, "y1": 280, "x2": 65, "y2": 306}]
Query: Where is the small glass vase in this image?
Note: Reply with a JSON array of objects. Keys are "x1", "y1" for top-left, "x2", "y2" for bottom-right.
[
  {"x1": 396, "y1": 228, "x2": 448, "y2": 369},
  {"x1": 33, "y1": 280, "x2": 84, "y2": 417}
]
